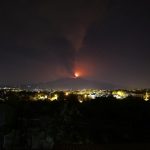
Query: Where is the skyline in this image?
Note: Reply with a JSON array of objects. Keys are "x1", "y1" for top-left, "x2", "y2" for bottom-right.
[{"x1": 0, "y1": 0, "x2": 150, "y2": 88}]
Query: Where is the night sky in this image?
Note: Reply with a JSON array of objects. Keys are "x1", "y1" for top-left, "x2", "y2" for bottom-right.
[{"x1": 0, "y1": 0, "x2": 150, "y2": 88}]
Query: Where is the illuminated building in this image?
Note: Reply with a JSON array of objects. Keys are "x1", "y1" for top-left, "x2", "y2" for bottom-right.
[
  {"x1": 51, "y1": 94, "x2": 58, "y2": 101},
  {"x1": 144, "y1": 92, "x2": 149, "y2": 101},
  {"x1": 112, "y1": 90, "x2": 128, "y2": 99}
]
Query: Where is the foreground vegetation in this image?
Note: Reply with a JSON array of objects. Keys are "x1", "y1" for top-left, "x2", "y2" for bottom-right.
[{"x1": 0, "y1": 94, "x2": 150, "y2": 149}]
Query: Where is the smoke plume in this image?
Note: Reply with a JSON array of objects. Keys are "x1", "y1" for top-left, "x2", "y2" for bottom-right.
[
  {"x1": 34, "y1": 0, "x2": 110, "y2": 74},
  {"x1": 0, "y1": 0, "x2": 110, "y2": 78}
]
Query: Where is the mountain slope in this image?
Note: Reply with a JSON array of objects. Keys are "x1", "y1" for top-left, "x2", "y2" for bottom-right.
[{"x1": 29, "y1": 77, "x2": 119, "y2": 90}]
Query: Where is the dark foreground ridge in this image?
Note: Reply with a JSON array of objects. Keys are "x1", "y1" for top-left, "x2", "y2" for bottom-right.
[
  {"x1": 1, "y1": 94, "x2": 150, "y2": 149},
  {"x1": 53, "y1": 144, "x2": 150, "y2": 150}
]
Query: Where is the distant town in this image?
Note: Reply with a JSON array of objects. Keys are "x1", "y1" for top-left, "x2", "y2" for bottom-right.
[{"x1": 0, "y1": 87, "x2": 150, "y2": 102}]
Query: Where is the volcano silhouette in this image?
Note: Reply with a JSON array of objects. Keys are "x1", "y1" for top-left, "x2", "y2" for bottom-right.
[{"x1": 31, "y1": 77, "x2": 119, "y2": 90}]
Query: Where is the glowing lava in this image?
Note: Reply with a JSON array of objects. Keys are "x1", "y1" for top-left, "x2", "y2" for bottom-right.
[{"x1": 74, "y1": 72, "x2": 79, "y2": 78}]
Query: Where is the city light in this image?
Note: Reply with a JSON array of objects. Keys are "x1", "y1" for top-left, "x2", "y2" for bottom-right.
[
  {"x1": 65, "y1": 92, "x2": 69, "y2": 96},
  {"x1": 51, "y1": 94, "x2": 58, "y2": 101}
]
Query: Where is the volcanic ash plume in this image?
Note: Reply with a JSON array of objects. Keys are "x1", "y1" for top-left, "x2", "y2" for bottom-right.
[{"x1": 35, "y1": 0, "x2": 110, "y2": 74}]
